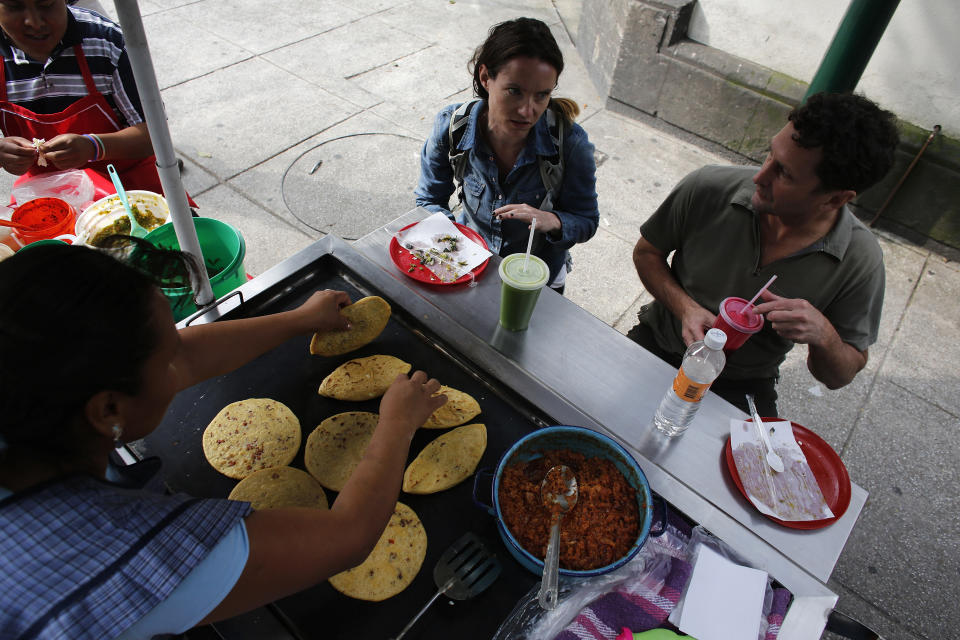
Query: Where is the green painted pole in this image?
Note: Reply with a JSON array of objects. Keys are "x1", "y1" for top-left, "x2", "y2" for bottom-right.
[{"x1": 804, "y1": 0, "x2": 901, "y2": 100}]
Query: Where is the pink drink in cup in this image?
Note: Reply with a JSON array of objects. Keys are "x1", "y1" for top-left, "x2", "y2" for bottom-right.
[{"x1": 713, "y1": 296, "x2": 764, "y2": 351}]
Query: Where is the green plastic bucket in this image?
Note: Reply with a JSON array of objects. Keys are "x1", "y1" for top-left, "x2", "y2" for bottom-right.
[{"x1": 143, "y1": 218, "x2": 247, "y2": 321}]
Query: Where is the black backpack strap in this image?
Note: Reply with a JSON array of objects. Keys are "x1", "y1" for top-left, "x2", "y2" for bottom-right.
[
  {"x1": 448, "y1": 100, "x2": 480, "y2": 204},
  {"x1": 537, "y1": 105, "x2": 565, "y2": 210}
]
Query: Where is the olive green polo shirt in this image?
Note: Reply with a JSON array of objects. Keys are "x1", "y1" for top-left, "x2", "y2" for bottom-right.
[{"x1": 638, "y1": 165, "x2": 885, "y2": 380}]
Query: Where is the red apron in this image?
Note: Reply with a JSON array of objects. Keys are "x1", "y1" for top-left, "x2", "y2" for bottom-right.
[{"x1": 0, "y1": 45, "x2": 192, "y2": 205}]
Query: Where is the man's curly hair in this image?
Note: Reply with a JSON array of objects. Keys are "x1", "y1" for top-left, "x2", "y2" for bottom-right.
[{"x1": 788, "y1": 92, "x2": 899, "y2": 193}]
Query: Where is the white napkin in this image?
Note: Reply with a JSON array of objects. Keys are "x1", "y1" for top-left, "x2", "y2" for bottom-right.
[
  {"x1": 678, "y1": 544, "x2": 767, "y2": 640},
  {"x1": 394, "y1": 212, "x2": 492, "y2": 282},
  {"x1": 730, "y1": 419, "x2": 834, "y2": 521}
]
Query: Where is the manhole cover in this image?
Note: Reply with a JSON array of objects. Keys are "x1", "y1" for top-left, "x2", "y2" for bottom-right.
[{"x1": 282, "y1": 132, "x2": 423, "y2": 239}]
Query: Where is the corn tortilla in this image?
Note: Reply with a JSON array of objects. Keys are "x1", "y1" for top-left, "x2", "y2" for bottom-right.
[
  {"x1": 228, "y1": 466, "x2": 328, "y2": 510},
  {"x1": 422, "y1": 385, "x2": 481, "y2": 429},
  {"x1": 304, "y1": 411, "x2": 379, "y2": 491},
  {"x1": 309, "y1": 296, "x2": 391, "y2": 357},
  {"x1": 202, "y1": 399, "x2": 301, "y2": 480},
  {"x1": 403, "y1": 424, "x2": 487, "y2": 494},
  {"x1": 318, "y1": 355, "x2": 411, "y2": 401},
  {"x1": 328, "y1": 502, "x2": 427, "y2": 601}
]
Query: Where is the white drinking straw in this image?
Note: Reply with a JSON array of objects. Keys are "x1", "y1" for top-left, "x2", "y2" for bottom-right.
[
  {"x1": 746, "y1": 275, "x2": 778, "y2": 310},
  {"x1": 522, "y1": 217, "x2": 537, "y2": 273}
]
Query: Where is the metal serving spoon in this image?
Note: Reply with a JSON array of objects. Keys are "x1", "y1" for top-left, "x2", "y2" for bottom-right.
[
  {"x1": 746, "y1": 394, "x2": 784, "y2": 472},
  {"x1": 538, "y1": 464, "x2": 579, "y2": 610}
]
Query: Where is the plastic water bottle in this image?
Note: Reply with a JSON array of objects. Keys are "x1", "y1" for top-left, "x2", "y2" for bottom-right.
[{"x1": 653, "y1": 328, "x2": 727, "y2": 436}]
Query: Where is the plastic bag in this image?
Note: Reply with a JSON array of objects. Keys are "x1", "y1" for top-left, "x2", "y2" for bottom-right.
[{"x1": 12, "y1": 169, "x2": 96, "y2": 213}]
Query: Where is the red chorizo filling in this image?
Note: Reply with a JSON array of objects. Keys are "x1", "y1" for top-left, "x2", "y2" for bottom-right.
[{"x1": 499, "y1": 450, "x2": 641, "y2": 571}]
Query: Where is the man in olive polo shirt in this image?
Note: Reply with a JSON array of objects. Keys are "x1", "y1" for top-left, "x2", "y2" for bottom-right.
[{"x1": 629, "y1": 92, "x2": 899, "y2": 415}]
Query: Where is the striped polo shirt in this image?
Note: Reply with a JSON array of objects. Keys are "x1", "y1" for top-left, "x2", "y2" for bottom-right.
[{"x1": 0, "y1": 5, "x2": 144, "y2": 129}]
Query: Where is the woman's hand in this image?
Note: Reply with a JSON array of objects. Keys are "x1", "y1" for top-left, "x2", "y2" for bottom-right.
[
  {"x1": 379, "y1": 371, "x2": 446, "y2": 439},
  {"x1": 494, "y1": 203, "x2": 562, "y2": 234},
  {"x1": 292, "y1": 289, "x2": 352, "y2": 333},
  {"x1": 0, "y1": 136, "x2": 38, "y2": 175},
  {"x1": 41, "y1": 134, "x2": 97, "y2": 170}
]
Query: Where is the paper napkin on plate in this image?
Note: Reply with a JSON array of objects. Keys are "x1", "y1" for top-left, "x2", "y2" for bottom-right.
[
  {"x1": 729, "y1": 419, "x2": 834, "y2": 521},
  {"x1": 395, "y1": 212, "x2": 492, "y2": 282}
]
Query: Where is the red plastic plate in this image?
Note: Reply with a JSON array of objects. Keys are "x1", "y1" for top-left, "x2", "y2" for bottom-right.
[
  {"x1": 724, "y1": 418, "x2": 852, "y2": 529},
  {"x1": 389, "y1": 221, "x2": 490, "y2": 285}
]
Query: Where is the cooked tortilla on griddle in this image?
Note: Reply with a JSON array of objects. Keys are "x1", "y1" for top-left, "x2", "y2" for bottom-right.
[
  {"x1": 202, "y1": 399, "x2": 301, "y2": 480},
  {"x1": 304, "y1": 411, "x2": 379, "y2": 491},
  {"x1": 403, "y1": 423, "x2": 487, "y2": 494},
  {"x1": 228, "y1": 466, "x2": 328, "y2": 510},
  {"x1": 309, "y1": 296, "x2": 391, "y2": 357},
  {"x1": 328, "y1": 502, "x2": 427, "y2": 601},
  {"x1": 318, "y1": 355, "x2": 411, "y2": 401},
  {"x1": 422, "y1": 385, "x2": 480, "y2": 429}
]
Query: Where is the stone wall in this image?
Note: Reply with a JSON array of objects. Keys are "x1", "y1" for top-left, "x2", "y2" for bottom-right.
[{"x1": 577, "y1": 0, "x2": 960, "y2": 255}]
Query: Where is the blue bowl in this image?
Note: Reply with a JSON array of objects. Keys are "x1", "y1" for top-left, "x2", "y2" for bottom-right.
[{"x1": 489, "y1": 425, "x2": 659, "y2": 577}]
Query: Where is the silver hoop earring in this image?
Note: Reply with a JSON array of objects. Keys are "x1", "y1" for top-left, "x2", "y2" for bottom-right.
[{"x1": 112, "y1": 424, "x2": 123, "y2": 445}]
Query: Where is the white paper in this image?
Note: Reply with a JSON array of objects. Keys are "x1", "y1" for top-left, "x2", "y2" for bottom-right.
[
  {"x1": 678, "y1": 545, "x2": 767, "y2": 640},
  {"x1": 729, "y1": 419, "x2": 834, "y2": 521},
  {"x1": 394, "y1": 212, "x2": 492, "y2": 282}
]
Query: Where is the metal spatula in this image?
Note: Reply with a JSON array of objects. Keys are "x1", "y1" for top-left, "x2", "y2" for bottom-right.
[{"x1": 390, "y1": 532, "x2": 502, "y2": 640}]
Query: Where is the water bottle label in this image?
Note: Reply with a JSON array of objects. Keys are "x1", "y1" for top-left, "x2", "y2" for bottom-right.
[{"x1": 672, "y1": 367, "x2": 710, "y2": 402}]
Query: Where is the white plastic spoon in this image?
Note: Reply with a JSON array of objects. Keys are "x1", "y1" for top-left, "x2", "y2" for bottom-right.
[{"x1": 746, "y1": 394, "x2": 784, "y2": 472}]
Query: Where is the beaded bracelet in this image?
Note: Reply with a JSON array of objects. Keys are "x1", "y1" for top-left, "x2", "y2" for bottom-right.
[{"x1": 83, "y1": 133, "x2": 105, "y2": 162}]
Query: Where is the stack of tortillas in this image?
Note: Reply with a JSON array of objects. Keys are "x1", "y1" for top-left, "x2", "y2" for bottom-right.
[
  {"x1": 328, "y1": 502, "x2": 427, "y2": 601},
  {"x1": 304, "y1": 412, "x2": 379, "y2": 491},
  {"x1": 423, "y1": 385, "x2": 481, "y2": 428},
  {"x1": 309, "y1": 296, "x2": 391, "y2": 356},
  {"x1": 318, "y1": 355, "x2": 411, "y2": 401},
  {"x1": 202, "y1": 399, "x2": 301, "y2": 479},
  {"x1": 403, "y1": 423, "x2": 487, "y2": 494},
  {"x1": 228, "y1": 466, "x2": 328, "y2": 510}
]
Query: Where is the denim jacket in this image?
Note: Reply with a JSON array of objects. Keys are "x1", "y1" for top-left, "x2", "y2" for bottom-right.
[{"x1": 415, "y1": 101, "x2": 599, "y2": 284}]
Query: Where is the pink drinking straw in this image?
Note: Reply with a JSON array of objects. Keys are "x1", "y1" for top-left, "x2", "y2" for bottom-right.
[
  {"x1": 522, "y1": 217, "x2": 537, "y2": 273},
  {"x1": 745, "y1": 275, "x2": 778, "y2": 312}
]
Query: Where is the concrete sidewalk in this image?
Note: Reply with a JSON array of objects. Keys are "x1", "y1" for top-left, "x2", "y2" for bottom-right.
[{"x1": 8, "y1": 1, "x2": 958, "y2": 638}]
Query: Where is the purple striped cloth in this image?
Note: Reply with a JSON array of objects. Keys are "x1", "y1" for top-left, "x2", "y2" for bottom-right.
[{"x1": 552, "y1": 512, "x2": 792, "y2": 640}]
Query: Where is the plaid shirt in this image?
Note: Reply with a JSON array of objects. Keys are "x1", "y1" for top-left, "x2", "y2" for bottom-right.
[{"x1": 0, "y1": 474, "x2": 251, "y2": 640}]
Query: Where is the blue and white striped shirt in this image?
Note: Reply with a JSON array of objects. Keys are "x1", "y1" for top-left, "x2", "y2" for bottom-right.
[{"x1": 0, "y1": 5, "x2": 144, "y2": 128}]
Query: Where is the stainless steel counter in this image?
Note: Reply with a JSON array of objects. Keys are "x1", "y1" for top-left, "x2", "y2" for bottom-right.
[
  {"x1": 340, "y1": 209, "x2": 869, "y2": 639},
  {"x1": 181, "y1": 210, "x2": 862, "y2": 638}
]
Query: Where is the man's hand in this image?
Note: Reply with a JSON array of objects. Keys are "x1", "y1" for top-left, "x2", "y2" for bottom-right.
[
  {"x1": 0, "y1": 136, "x2": 38, "y2": 175},
  {"x1": 754, "y1": 290, "x2": 867, "y2": 389},
  {"x1": 633, "y1": 237, "x2": 714, "y2": 346},
  {"x1": 42, "y1": 134, "x2": 98, "y2": 170},
  {"x1": 679, "y1": 304, "x2": 716, "y2": 346},
  {"x1": 753, "y1": 290, "x2": 832, "y2": 345},
  {"x1": 494, "y1": 203, "x2": 561, "y2": 234}
]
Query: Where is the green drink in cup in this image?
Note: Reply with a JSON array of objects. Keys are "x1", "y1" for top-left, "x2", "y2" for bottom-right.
[{"x1": 498, "y1": 253, "x2": 549, "y2": 331}]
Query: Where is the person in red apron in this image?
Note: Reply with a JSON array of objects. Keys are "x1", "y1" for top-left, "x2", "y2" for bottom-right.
[{"x1": 0, "y1": 1, "x2": 191, "y2": 204}]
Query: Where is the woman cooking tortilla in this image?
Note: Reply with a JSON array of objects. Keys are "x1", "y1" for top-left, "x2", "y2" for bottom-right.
[
  {"x1": 0, "y1": 0, "x2": 167, "y2": 196},
  {"x1": 0, "y1": 243, "x2": 447, "y2": 638}
]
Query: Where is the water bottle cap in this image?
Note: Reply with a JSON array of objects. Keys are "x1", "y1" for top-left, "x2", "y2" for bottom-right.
[{"x1": 704, "y1": 328, "x2": 727, "y2": 350}]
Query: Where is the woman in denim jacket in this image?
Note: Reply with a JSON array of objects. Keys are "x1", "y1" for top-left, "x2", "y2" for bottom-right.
[{"x1": 415, "y1": 18, "x2": 599, "y2": 292}]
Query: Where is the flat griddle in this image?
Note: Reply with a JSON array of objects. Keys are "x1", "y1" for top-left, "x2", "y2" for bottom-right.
[{"x1": 139, "y1": 251, "x2": 552, "y2": 639}]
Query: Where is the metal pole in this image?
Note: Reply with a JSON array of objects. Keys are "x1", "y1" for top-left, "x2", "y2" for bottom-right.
[
  {"x1": 803, "y1": 0, "x2": 901, "y2": 100},
  {"x1": 111, "y1": 0, "x2": 214, "y2": 306}
]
